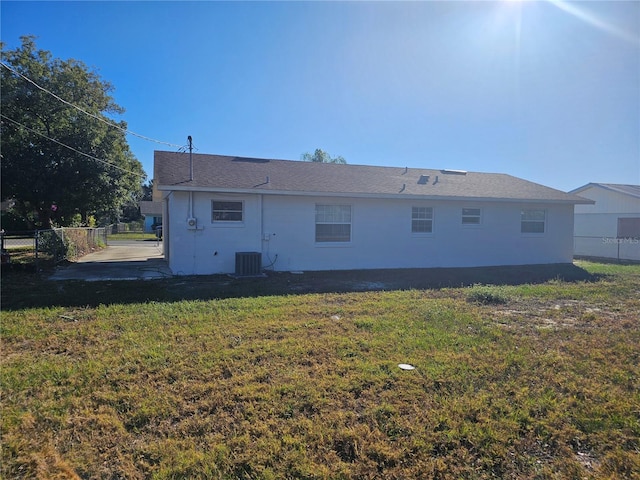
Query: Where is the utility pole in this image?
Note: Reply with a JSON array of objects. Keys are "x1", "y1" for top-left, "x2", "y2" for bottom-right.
[{"x1": 188, "y1": 135, "x2": 193, "y2": 182}]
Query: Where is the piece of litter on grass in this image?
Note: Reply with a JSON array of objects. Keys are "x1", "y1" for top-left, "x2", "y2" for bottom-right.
[
  {"x1": 398, "y1": 363, "x2": 415, "y2": 370},
  {"x1": 330, "y1": 315, "x2": 341, "y2": 321}
]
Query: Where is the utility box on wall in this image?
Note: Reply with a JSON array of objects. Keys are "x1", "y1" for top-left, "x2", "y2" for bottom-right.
[{"x1": 235, "y1": 252, "x2": 262, "y2": 276}]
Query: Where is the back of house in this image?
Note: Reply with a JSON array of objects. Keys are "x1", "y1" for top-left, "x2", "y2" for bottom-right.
[{"x1": 154, "y1": 151, "x2": 593, "y2": 275}]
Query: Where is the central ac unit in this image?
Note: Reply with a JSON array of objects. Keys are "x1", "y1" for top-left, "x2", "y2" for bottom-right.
[
  {"x1": 235, "y1": 252, "x2": 262, "y2": 276},
  {"x1": 186, "y1": 217, "x2": 197, "y2": 230}
]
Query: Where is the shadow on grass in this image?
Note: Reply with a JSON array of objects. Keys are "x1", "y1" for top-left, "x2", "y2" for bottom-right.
[{"x1": 1, "y1": 263, "x2": 606, "y2": 311}]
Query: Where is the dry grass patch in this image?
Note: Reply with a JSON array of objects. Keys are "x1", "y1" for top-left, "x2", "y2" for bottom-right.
[{"x1": 2, "y1": 263, "x2": 639, "y2": 479}]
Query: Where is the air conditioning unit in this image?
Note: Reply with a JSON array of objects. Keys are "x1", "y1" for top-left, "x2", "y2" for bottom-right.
[
  {"x1": 235, "y1": 252, "x2": 262, "y2": 276},
  {"x1": 186, "y1": 217, "x2": 197, "y2": 230}
]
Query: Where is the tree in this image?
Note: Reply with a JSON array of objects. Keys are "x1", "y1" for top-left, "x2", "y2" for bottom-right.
[
  {"x1": 301, "y1": 148, "x2": 347, "y2": 164},
  {"x1": 141, "y1": 179, "x2": 154, "y2": 201},
  {"x1": 0, "y1": 36, "x2": 145, "y2": 228}
]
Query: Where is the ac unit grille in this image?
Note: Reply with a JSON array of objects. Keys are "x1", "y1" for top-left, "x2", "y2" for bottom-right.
[{"x1": 235, "y1": 252, "x2": 262, "y2": 276}]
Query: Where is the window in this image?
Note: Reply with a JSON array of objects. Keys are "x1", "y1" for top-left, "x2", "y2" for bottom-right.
[
  {"x1": 617, "y1": 218, "x2": 640, "y2": 238},
  {"x1": 212, "y1": 201, "x2": 243, "y2": 222},
  {"x1": 462, "y1": 208, "x2": 481, "y2": 225},
  {"x1": 412, "y1": 206, "x2": 433, "y2": 233},
  {"x1": 521, "y1": 209, "x2": 545, "y2": 233},
  {"x1": 315, "y1": 204, "x2": 351, "y2": 242}
]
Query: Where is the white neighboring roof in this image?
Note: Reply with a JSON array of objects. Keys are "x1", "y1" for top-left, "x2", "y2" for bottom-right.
[{"x1": 570, "y1": 183, "x2": 640, "y2": 199}]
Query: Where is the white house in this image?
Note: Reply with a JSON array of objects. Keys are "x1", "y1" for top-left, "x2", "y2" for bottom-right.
[
  {"x1": 154, "y1": 151, "x2": 593, "y2": 276},
  {"x1": 570, "y1": 183, "x2": 640, "y2": 262}
]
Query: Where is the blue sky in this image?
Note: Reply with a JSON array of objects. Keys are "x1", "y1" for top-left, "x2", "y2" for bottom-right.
[{"x1": 2, "y1": 0, "x2": 639, "y2": 191}]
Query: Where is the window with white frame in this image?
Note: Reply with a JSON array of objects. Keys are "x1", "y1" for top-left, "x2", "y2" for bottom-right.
[
  {"x1": 462, "y1": 208, "x2": 481, "y2": 225},
  {"x1": 412, "y1": 206, "x2": 433, "y2": 233},
  {"x1": 212, "y1": 200, "x2": 243, "y2": 222},
  {"x1": 315, "y1": 204, "x2": 351, "y2": 242},
  {"x1": 521, "y1": 209, "x2": 545, "y2": 233}
]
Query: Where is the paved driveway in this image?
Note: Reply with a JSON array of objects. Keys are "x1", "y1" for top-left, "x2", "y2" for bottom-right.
[{"x1": 49, "y1": 240, "x2": 172, "y2": 281}]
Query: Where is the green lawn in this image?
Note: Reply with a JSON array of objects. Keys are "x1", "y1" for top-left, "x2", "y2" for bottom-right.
[
  {"x1": 107, "y1": 232, "x2": 158, "y2": 241},
  {"x1": 1, "y1": 262, "x2": 639, "y2": 479}
]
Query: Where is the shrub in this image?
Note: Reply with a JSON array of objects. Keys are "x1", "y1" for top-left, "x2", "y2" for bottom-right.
[
  {"x1": 467, "y1": 284, "x2": 511, "y2": 305},
  {"x1": 37, "y1": 230, "x2": 67, "y2": 262}
]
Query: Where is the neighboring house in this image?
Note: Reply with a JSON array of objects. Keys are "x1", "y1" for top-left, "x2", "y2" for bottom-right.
[
  {"x1": 154, "y1": 151, "x2": 592, "y2": 276},
  {"x1": 569, "y1": 183, "x2": 640, "y2": 262},
  {"x1": 139, "y1": 201, "x2": 163, "y2": 233}
]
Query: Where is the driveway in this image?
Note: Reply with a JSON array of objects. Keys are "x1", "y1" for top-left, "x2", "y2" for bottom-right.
[{"x1": 49, "y1": 240, "x2": 172, "y2": 281}]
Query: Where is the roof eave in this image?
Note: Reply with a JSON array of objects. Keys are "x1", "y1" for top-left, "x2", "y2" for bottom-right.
[
  {"x1": 157, "y1": 184, "x2": 592, "y2": 204},
  {"x1": 568, "y1": 183, "x2": 595, "y2": 194}
]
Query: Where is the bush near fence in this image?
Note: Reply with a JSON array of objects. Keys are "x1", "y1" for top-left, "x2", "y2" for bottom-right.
[
  {"x1": 1, "y1": 227, "x2": 107, "y2": 271},
  {"x1": 51, "y1": 228, "x2": 107, "y2": 260}
]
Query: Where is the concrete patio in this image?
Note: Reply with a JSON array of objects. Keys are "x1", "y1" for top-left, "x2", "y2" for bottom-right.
[{"x1": 49, "y1": 240, "x2": 172, "y2": 281}]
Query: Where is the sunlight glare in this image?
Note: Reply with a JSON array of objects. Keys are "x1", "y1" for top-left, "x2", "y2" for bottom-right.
[{"x1": 547, "y1": 0, "x2": 640, "y2": 46}]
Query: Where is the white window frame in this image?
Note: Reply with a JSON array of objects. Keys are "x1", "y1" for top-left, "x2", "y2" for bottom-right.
[
  {"x1": 315, "y1": 204, "x2": 352, "y2": 244},
  {"x1": 411, "y1": 206, "x2": 434, "y2": 234},
  {"x1": 212, "y1": 200, "x2": 244, "y2": 223},
  {"x1": 521, "y1": 209, "x2": 546, "y2": 234},
  {"x1": 461, "y1": 207, "x2": 482, "y2": 226}
]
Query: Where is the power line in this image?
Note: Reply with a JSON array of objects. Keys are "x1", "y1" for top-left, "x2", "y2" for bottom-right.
[
  {"x1": 0, "y1": 114, "x2": 146, "y2": 178},
  {"x1": 0, "y1": 61, "x2": 183, "y2": 149}
]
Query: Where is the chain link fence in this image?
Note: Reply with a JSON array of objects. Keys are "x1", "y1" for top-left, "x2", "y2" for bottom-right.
[
  {"x1": 1, "y1": 227, "x2": 108, "y2": 269},
  {"x1": 0, "y1": 231, "x2": 35, "y2": 265},
  {"x1": 574, "y1": 235, "x2": 640, "y2": 263},
  {"x1": 111, "y1": 221, "x2": 144, "y2": 233}
]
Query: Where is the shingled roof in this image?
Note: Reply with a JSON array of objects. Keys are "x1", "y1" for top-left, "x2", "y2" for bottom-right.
[
  {"x1": 154, "y1": 151, "x2": 592, "y2": 204},
  {"x1": 139, "y1": 201, "x2": 163, "y2": 216}
]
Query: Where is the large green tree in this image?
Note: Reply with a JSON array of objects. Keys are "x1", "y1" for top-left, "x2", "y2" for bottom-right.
[
  {"x1": 301, "y1": 148, "x2": 347, "y2": 164},
  {"x1": 1, "y1": 36, "x2": 145, "y2": 228}
]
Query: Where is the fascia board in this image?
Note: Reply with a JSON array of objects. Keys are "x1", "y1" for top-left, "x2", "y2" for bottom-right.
[
  {"x1": 156, "y1": 185, "x2": 593, "y2": 204},
  {"x1": 594, "y1": 184, "x2": 640, "y2": 199},
  {"x1": 568, "y1": 183, "x2": 595, "y2": 194}
]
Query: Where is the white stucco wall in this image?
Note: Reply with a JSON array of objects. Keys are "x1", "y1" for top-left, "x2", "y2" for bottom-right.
[
  {"x1": 262, "y1": 196, "x2": 573, "y2": 271},
  {"x1": 165, "y1": 191, "x2": 262, "y2": 275},
  {"x1": 164, "y1": 192, "x2": 575, "y2": 275}
]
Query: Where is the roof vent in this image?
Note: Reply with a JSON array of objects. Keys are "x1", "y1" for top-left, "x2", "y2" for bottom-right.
[
  {"x1": 441, "y1": 169, "x2": 467, "y2": 175},
  {"x1": 418, "y1": 175, "x2": 430, "y2": 185}
]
